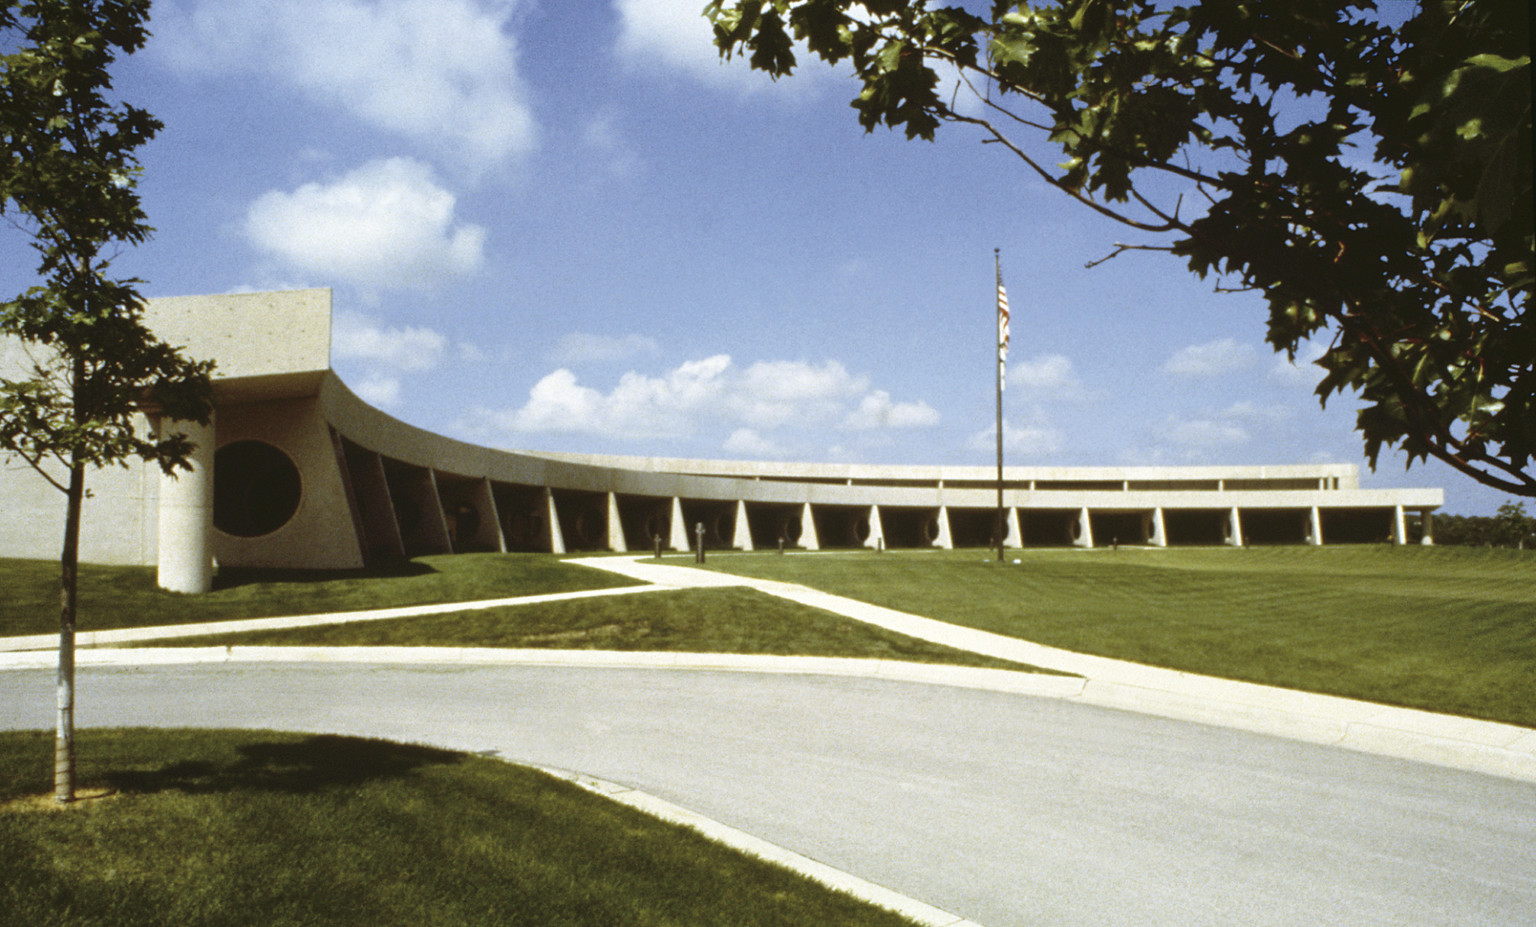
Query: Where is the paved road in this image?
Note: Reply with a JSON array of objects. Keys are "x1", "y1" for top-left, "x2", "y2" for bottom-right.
[{"x1": 4, "y1": 662, "x2": 1534, "y2": 926}]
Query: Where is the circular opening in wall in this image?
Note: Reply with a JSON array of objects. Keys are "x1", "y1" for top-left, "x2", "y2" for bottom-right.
[{"x1": 214, "y1": 440, "x2": 302, "y2": 538}]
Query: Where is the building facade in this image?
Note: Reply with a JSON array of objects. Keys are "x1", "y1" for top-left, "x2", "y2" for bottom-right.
[{"x1": 0, "y1": 289, "x2": 1444, "y2": 592}]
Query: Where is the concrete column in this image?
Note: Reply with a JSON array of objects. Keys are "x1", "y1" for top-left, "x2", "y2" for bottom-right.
[
  {"x1": 476, "y1": 477, "x2": 506, "y2": 552},
  {"x1": 1149, "y1": 507, "x2": 1167, "y2": 548},
  {"x1": 1226, "y1": 507, "x2": 1244, "y2": 547},
  {"x1": 1074, "y1": 507, "x2": 1094, "y2": 549},
  {"x1": 1309, "y1": 506, "x2": 1324, "y2": 546},
  {"x1": 934, "y1": 506, "x2": 954, "y2": 549},
  {"x1": 1393, "y1": 505, "x2": 1407, "y2": 546},
  {"x1": 668, "y1": 497, "x2": 689, "y2": 551},
  {"x1": 864, "y1": 505, "x2": 885, "y2": 550},
  {"x1": 1004, "y1": 508, "x2": 1023, "y2": 549},
  {"x1": 606, "y1": 492, "x2": 626, "y2": 553},
  {"x1": 733, "y1": 500, "x2": 753, "y2": 551},
  {"x1": 1421, "y1": 510, "x2": 1435, "y2": 546},
  {"x1": 157, "y1": 415, "x2": 215, "y2": 594},
  {"x1": 799, "y1": 502, "x2": 820, "y2": 550},
  {"x1": 545, "y1": 489, "x2": 566, "y2": 555}
]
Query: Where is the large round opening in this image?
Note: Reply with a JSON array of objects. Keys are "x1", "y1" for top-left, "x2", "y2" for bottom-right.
[{"x1": 214, "y1": 440, "x2": 302, "y2": 538}]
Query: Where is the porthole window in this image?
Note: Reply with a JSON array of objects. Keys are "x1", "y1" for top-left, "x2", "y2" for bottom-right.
[{"x1": 214, "y1": 440, "x2": 302, "y2": 538}]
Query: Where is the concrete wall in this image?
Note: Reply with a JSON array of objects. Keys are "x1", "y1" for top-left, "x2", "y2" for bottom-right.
[{"x1": 0, "y1": 288, "x2": 1447, "y2": 575}]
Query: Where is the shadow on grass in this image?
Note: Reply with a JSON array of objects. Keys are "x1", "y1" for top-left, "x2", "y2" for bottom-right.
[
  {"x1": 103, "y1": 735, "x2": 464, "y2": 796},
  {"x1": 211, "y1": 560, "x2": 438, "y2": 591}
]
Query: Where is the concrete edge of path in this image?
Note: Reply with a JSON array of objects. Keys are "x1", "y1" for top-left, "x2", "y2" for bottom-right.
[
  {"x1": 537, "y1": 765, "x2": 985, "y2": 927},
  {"x1": 0, "y1": 646, "x2": 1087, "y2": 699}
]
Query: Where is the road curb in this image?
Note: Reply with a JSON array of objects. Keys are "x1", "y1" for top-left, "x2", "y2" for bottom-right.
[{"x1": 538, "y1": 766, "x2": 986, "y2": 927}]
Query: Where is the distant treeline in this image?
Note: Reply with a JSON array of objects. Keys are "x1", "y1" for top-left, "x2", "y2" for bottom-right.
[{"x1": 1432, "y1": 503, "x2": 1535, "y2": 549}]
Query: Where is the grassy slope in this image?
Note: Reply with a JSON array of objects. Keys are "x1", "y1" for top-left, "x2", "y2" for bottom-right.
[
  {"x1": 703, "y1": 546, "x2": 1536, "y2": 727},
  {"x1": 0, "y1": 729, "x2": 920, "y2": 927},
  {"x1": 168, "y1": 585, "x2": 1050, "y2": 672},
  {"x1": 0, "y1": 554, "x2": 638, "y2": 636}
]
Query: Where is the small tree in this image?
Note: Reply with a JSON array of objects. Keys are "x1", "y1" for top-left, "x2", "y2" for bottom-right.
[
  {"x1": 1, "y1": 0, "x2": 213, "y2": 803},
  {"x1": 707, "y1": 0, "x2": 1532, "y2": 496},
  {"x1": 1492, "y1": 502, "x2": 1535, "y2": 549}
]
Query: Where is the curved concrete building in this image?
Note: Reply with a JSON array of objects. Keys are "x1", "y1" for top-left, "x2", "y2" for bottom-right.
[{"x1": 0, "y1": 290, "x2": 1443, "y2": 591}]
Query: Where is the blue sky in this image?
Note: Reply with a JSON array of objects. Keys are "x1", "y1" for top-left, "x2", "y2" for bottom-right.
[{"x1": 2, "y1": 0, "x2": 1515, "y2": 515}]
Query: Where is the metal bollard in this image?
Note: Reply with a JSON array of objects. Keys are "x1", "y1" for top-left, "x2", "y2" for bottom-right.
[
  {"x1": 654, "y1": 534, "x2": 662, "y2": 560},
  {"x1": 695, "y1": 523, "x2": 705, "y2": 564},
  {"x1": 778, "y1": 536, "x2": 785, "y2": 555}
]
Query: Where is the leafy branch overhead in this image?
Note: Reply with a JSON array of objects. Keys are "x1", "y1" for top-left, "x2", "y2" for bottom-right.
[
  {"x1": 708, "y1": 0, "x2": 1533, "y2": 497},
  {"x1": 1, "y1": 0, "x2": 213, "y2": 483}
]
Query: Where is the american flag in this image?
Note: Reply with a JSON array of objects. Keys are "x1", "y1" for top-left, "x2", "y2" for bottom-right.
[{"x1": 997, "y1": 279, "x2": 1010, "y2": 390}]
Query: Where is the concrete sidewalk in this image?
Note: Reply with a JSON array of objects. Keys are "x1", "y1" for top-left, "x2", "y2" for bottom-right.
[{"x1": 568, "y1": 555, "x2": 1536, "y2": 783}]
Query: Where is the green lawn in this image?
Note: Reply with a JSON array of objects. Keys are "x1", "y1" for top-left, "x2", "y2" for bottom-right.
[
  {"x1": 701, "y1": 545, "x2": 1536, "y2": 728},
  {"x1": 0, "y1": 554, "x2": 638, "y2": 637},
  {"x1": 168, "y1": 585, "x2": 1049, "y2": 673},
  {"x1": 8, "y1": 545, "x2": 1532, "y2": 726},
  {"x1": 0, "y1": 729, "x2": 920, "y2": 927}
]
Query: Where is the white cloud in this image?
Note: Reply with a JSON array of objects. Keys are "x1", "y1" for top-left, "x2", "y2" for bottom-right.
[
  {"x1": 1006, "y1": 424, "x2": 1065, "y2": 456},
  {"x1": 551, "y1": 332, "x2": 661, "y2": 365},
  {"x1": 330, "y1": 310, "x2": 454, "y2": 410},
  {"x1": 154, "y1": 0, "x2": 535, "y2": 170},
  {"x1": 1271, "y1": 337, "x2": 1330, "y2": 385},
  {"x1": 580, "y1": 111, "x2": 642, "y2": 181},
  {"x1": 967, "y1": 420, "x2": 1065, "y2": 458},
  {"x1": 730, "y1": 359, "x2": 867, "y2": 428},
  {"x1": 614, "y1": 0, "x2": 827, "y2": 92},
  {"x1": 458, "y1": 354, "x2": 938, "y2": 443},
  {"x1": 1009, "y1": 353, "x2": 1087, "y2": 396},
  {"x1": 930, "y1": 57, "x2": 987, "y2": 118},
  {"x1": 334, "y1": 310, "x2": 449, "y2": 372},
  {"x1": 842, "y1": 391, "x2": 941, "y2": 431},
  {"x1": 353, "y1": 374, "x2": 404, "y2": 408},
  {"x1": 245, "y1": 158, "x2": 486, "y2": 292},
  {"x1": 1167, "y1": 420, "x2": 1253, "y2": 448},
  {"x1": 1221, "y1": 401, "x2": 1292, "y2": 424},
  {"x1": 1161, "y1": 338, "x2": 1259, "y2": 378},
  {"x1": 723, "y1": 428, "x2": 786, "y2": 458}
]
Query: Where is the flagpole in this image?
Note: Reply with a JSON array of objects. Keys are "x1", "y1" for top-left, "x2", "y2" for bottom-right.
[{"x1": 995, "y1": 248, "x2": 1006, "y2": 563}]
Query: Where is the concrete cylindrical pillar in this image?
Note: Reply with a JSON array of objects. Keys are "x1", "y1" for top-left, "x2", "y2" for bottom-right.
[{"x1": 157, "y1": 415, "x2": 215, "y2": 594}]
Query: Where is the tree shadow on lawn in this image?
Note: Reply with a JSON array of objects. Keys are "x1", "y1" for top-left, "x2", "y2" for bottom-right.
[{"x1": 103, "y1": 734, "x2": 464, "y2": 796}]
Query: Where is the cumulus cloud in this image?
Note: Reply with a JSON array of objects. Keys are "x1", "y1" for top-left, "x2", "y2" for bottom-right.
[
  {"x1": 1161, "y1": 338, "x2": 1259, "y2": 377},
  {"x1": 1271, "y1": 337, "x2": 1330, "y2": 385},
  {"x1": 1166, "y1": 416, "x2": 1249, "y2": 450},
  {"x1": 153, "y1": 0, "x2": 535, "y2": 170},
  {"x1": 330, "y1": 310, "x2": 454, "y2": 409},
  {"x1": 723, "y1": 428, "x2": 786, "y2": 458},
  {"x1": 353, "y1": 373, "x2": 404, "y2": 408},
  {"x1": 1009, "y1": 353, "x2": 1093, "y2": 398},
  {"x1": 967, "y1": 420, "x2": 1065, "y2": 458},
  {"x1": 245, "y1": 158, "x2": 486, "y2": 292},
  {"x1": 842, "y1": 391, "x2": 941, "y2": 431},
  {"x1": 458, "y1": 355, "x2": 939, "y2": 445},
  {"x1": 614, "y1": 0, "x2": 827, "y2": 92},
  {"x1": 580, "y1": 111, "x2": 643, "y2": 181},
  {"x1": 550, "y1": 332, "x2": 661, "y2": 365},
  {"x1": 333, "y1": 310, "x2": 449, "y2": 371}
]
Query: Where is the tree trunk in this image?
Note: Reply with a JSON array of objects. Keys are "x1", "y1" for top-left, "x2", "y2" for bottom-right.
[{"x1": 54, "y1": 453, "x2": 85, "y2": 804}]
